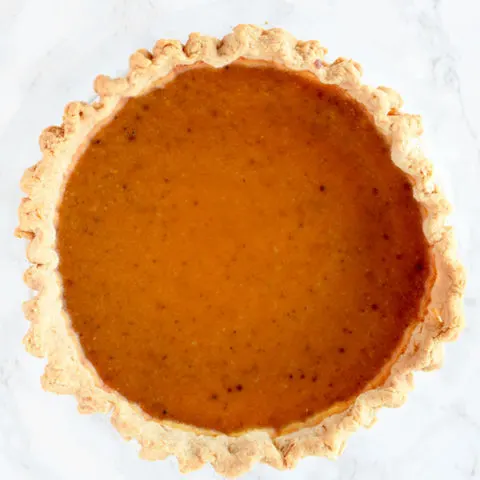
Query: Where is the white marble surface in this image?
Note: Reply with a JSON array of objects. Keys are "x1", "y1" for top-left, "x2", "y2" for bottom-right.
[{"x1": 1, "y1": 0, "x2": 479, "y2": 478}]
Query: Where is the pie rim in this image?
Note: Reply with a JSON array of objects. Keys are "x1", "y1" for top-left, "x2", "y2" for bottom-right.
[{"x1": 16, "y1": 24, "x2": 465, "y2": 476}]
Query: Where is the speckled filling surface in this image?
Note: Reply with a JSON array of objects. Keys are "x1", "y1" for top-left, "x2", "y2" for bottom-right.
[{"x1": 57, "y1": 63, "x2": 433, "y2": 434}]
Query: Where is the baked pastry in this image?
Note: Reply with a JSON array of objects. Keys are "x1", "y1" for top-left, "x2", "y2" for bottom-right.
[{"x1": 16, "y1": 25, "x2": 464, "y2": 476}]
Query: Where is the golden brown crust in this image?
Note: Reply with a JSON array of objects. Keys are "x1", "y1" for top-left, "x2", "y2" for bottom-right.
[{"x1": 16, "y1": 24, "x2": 465, "y2": 476}]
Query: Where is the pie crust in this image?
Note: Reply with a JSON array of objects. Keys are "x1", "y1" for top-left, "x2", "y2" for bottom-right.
[{"x1": 16, "y1": 25, "x2": 465, "y2": 476}]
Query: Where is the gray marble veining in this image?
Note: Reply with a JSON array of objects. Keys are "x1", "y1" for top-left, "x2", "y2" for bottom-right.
[{"x1": 1, "y1": 0, "x2": 479, "y2": 478}]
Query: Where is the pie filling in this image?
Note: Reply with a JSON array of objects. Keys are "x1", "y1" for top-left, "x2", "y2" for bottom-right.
[{"x1": 57, "y1": 62, "x2": 433, "y2": 434}]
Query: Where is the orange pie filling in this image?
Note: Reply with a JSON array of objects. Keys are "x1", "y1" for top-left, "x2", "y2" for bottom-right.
[{"x1": 57, "y1": 63, "x2": 434, "y2": 435}]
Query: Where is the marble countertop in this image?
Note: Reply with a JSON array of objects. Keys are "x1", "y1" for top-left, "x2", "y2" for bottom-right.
[{"x1": 1, "y1": 0, "x2": 479, "y2": 478}]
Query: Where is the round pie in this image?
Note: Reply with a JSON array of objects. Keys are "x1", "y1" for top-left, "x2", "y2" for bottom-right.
[{"x1": 16, "y1": 25, "x2": 464, "y2": 476}]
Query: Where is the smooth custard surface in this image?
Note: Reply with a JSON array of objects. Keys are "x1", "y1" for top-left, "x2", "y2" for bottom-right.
[{"x1": 57, "y1": 63, "x2": 432, "y2": 433}]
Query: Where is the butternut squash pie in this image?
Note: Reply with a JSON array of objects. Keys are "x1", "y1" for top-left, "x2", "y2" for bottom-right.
[{"x1": 17, "y1": 25, "x2": 464, "y2": 476}]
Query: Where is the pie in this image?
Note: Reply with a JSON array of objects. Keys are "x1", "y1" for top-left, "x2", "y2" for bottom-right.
[{"x1": 16, "y1": 25, "x2": 464, "y2": 476}]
